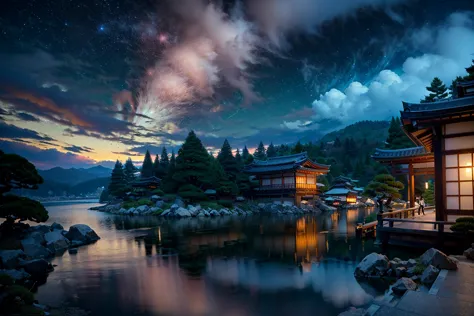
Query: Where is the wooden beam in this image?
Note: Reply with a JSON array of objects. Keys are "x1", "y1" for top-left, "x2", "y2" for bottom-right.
[
  {"x1": 409, "y1": 162, "x2": 415, "y2": 208},
  {"x1": 433, "y1": 125, "x2": 447, "y2": 221}
]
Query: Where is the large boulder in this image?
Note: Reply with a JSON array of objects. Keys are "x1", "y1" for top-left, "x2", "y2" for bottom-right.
[
  {"x1": 51, "y1": 222, "x2": 64, "y2": 231},
  {"x1": 0, "y1": 250, "x2": 26, "y2": 269},
  {"x1": 338, "y1": 308, "x2": 367, "y2": 316},
  {"x1": 421, "y1": 265, "x2": 440, "y2": 286},
  {"x1": 65, "y1": 224, "x2": 100, "y2": 245},
  {"x1": 0, "y1": 269, "x2": 31, "y2": 281},
  {"x1": 392, "y1": 277, "x2": 417, "y2": 295},
  {"x1": 29, "y1": 225, "x2": 51, "y2": 235},
  {"x1": 174, "y1": 198, "x2": 185, "y2": 208},
  {"x1": 23, "y1": 231, "x2": 46, "y2": 245},
  {"x1": 20, "y1": 259, "x2": 53, "y2": 277},
  {"x1": 161, "y1": 209, "x2": 171, "y2": 217},
  {"x1": 22, "y1": 243, "x2": 52, "y2": 259},
  {"x1": 136, "y1": 205, "x2": 149, "y2": 214},
  {"x1": 464, "y1": 247, "x2": 474, "y2": 261},
  {"x1": 156, "y1": 200, "x2": 165, "y2": 208},
  {"x1": 151, "y1": 195, "x2": 162, "y2": 202},
  {"x1": 420, "y1": 248, "x2": 458, "y2": 270},
  {"x1": 354, "y1": 253, "x2": 390, "y2": 278},
  {"x1": 44, "y1": 230, "x2": 70, "y2": 252}
]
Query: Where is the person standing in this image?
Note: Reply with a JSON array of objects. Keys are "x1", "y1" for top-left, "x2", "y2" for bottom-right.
[{"x1": 418, "y1": 196, "x2": 425, "y2": 215}]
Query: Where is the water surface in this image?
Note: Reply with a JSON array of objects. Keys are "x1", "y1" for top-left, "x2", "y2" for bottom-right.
[{"x1": 35, "y1": 203, "x2": 415, "y2": 316}]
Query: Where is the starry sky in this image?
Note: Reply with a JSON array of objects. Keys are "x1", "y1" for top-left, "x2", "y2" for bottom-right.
[{"x1": 1, "y1": 0, "x2": 474, "y2": 169}]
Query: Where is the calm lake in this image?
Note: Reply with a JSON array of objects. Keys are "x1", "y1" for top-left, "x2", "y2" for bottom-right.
[{"x1": 34, "y1": 202, "x2": 417, "y2": 316}]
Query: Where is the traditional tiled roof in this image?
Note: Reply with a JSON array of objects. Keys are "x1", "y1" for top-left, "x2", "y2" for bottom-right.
[
  {"x1": 131, "y1": 176, "x2": 161, "y2": 187},
  {"x1": 372, "y1": 146, "x2": 432, "y2": 160},
  {"x1": 243, "y1": 152, "x2": 329, "y2": 174},
  {"x1": 325, "y1": 188, "x2": 357, "y2": 196},
  {"x1": 401, "y1": 96, "x2": 474, "y2": 116}
]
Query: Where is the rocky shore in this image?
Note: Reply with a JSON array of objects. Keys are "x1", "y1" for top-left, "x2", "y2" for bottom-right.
[
  {"x1": 0, "y1": 222, "x2": 100, "y2": 314},
  {"x1": 92, "y1": 197, "x2": 330, "y2": 218}
]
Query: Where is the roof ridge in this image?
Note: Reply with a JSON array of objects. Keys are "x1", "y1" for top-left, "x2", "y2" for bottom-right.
[{"x1": 266, "y1": 151, "x2": 307, "y2": 161}]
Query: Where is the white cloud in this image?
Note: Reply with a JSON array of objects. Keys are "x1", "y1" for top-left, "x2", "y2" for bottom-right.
[
  {"x1": 311, "y1": 12, "x2": 474, "y2": 126},
  {"x1": 281, "y1": 120, "x2": 320, "y2": 132}
]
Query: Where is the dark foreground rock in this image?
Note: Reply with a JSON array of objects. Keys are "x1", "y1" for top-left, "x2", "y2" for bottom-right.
[
  {"x1": 0, "y1": 249, "x2": 26, "y2": 269},
  {"x1": 421, "y1": 265, "x2": 440, "y2": 285},
  {"x1": 420, "y1": 248, "x2": 458, "y2": 270},
  {"x1": 65, "y1": 224, "x2": 100, "y2": 245},
  {"x1": 464, "y1": 244, "x2": 474, "y2": 261},
  {"x1": 20, "y1": 259, "x2": 53, "y2": 277},
  {"x1": 354, "y1": 253, "x2": 390, "y2": 278},
  {"x1": 392, "y1": 277, "x2": 417, "y2": 295},
  {"x1": 338, "y1": 307, "x2": 367, "y2": 316}
]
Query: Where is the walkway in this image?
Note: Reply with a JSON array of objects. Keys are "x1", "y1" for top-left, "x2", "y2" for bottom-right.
[
  {"x1": 370, "y1": 259, "x2": 474, "y2": 316},
  {"x1": 383, "y1": 210, "x2": 465, "y2": 232}
]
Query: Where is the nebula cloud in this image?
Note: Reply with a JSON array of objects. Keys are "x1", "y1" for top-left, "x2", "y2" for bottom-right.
[{"x1": 134, "y1": 0, "x2": 407, "y2": 128}]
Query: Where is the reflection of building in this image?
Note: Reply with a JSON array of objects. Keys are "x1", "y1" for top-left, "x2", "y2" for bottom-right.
[
  {"x1": 399, "y1": 80, "x2": 474, "y2": 219},
  {"x1": 244, "y1": 152, "x2": 330, "y2": 205},
  {"x1": 324, "y1": 176, "x2": 358, "y2": 204}
]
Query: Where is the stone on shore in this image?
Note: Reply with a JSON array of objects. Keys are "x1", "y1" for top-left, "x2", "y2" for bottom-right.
[
  {"x1": 464, "y1": 247, "x2": 474, "y2": 261},
  {"x1": 65, "y1": 224, "x2": 100, "y2": 245},
  {"x1": 175, "y1": 207, "x2": 192, "y2": 217},
  {"x1": 421, "y1": 265, "x2": 439, "y2": 285},
  {"x1": 20, "y1": 259, "x2": 53, "y2": 277},
  {"x1": 22, "y1": 243, "x2": 52, "y2": 259},
  {"x1": 354, "y1": 253, "x2": 390, "y2": 278},
  {"x1": 420, "y1": 248, "x2": 458, "y2": 270},
  {"x1": 338, "y1": 307, "x2": 367, "y2": 316},
  {"x1": 0, "y1": 269, "x2": 31, "y2": 281},
  {"x1": 395, "y1": 267, "x2": 407, "y2": 278},
  {"x1": 174, "y1": 198, "x2": 185, "y2": 208},
  {"x1": 391, "y1": 277, "x2": 417, "y2": 295},
  {"x1": 0, "y1": 249, "x2": 26, "y2": 269},
  {"x1": 45, "y1": 230, "x2": 70, "y2": 252},
  {"x1": 51, "y1": 222, "x2": 64, "y2": 231},
  {"x1": 151, "y1": 195, "x2": 162, "y2": 202}
]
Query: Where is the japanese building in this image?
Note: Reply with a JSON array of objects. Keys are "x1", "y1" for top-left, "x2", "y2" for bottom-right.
[
  {"x1": 243, "y1": 152, "x2": 330, "y2": 205},
  {"x1": 374, "y1": 80, "x2": 474, "y2": 221},
  {"x1": 323, "y1": 176, "x2": 359, "y2": 205}
]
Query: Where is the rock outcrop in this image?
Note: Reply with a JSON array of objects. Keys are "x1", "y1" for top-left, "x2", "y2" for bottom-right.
[
  {"x1": 421, "y1": 265, "x2": 439, "y2": 285},
  {"x1": 44, "y1": 230, "x2": 70, "y2": 252},
  {"x1": 354, "y1": 253, "x2": 390, "y2": 278},
  {"x1": 391, "y1": 277, "x2": 417, "y2": 295},
  {"x1": 20, "y1": 259, "x2": 53, "y2": 277},
  {"x1": 65, "y1": 224, "x2": 100, "y2": 245},
  {"x1": 464, "y1": 243, "x2": 474, "y2": 261},
  {"x1": 0, "y1": 250, "x2": 26, "y2": 269},
  {"x1": 420, "y1": 248, "x2": 458, "y2": 270}
]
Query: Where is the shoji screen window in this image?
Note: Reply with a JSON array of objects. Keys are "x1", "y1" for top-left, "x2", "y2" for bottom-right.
[{"x1": 445, "y1": 153, "x2": 474, "y2": 211}]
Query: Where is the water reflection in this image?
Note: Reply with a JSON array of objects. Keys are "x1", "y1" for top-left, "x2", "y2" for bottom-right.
[{"x1": 35, "y1": 203, "x2": 413, "y2": 316}]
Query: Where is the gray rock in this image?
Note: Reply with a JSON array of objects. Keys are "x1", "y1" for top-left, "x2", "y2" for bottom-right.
[
  {"x1": 210, "y1": 209, "x2": 220, "y2": 216},
  {"x1": 390, "y1": 260, "x2": 402, "y2": 269},
  {"x1": 203, "y1": 210, "x2": 210, "y2": 217},
  {"x1": 170, "y1": 204, "x2": 179, "y2": 210},
  {"x1": 0, "y1": 269, "x2": 31, "y2": 281},
  {"x1": 45, "y1": 230, "x2": 70, "y2": 252},
  {"x1": 161, "y1": 209, "x2": 171, "y2": 217},
  {"x1": 22, "y1": 243, "x2": 52, "y2": 259},
  {"x1": 0, "y1": 250, "x2": 25, "y2": 269},
  {"x1": 407, "y1": 259, "x2": 417, "y2": 268},
  {"x1": 421, "y1": 265, "x2": 439, "y2": 285},
  {"x1": 22, "y1": 232, "x2": 45, "y2": 245},
  {"x1": 176, "y1": 207, "x2": 192, "y2": 217},
  {"x1": 338, "y1": 308, "x2": 366, "y2": 316},
  {"x1": 187, "y1": 205, "x2": 197, "y2": 216},
  {"x1": 392, "y1": 277, "x2": 417, "y2": 295},
  {"x1": 128, "y1": 207, "x2": 136, "y2": 214},
  {"x1": 51, "y1": 222, "x2": 64, "y2": 231},
  {"x1": 420, "y1": 248, "x2": 458, "y2": 270},
  {"x1": 411, "y1": 275, "x2": 420, "y2": 282},
  {"x1": 70, "y1": 240, "x2": 84, "y2": 247},
  {"x1": 174, "y1": 198, "x2": 185, "y2": 208},
  {"x1": 136, "y1": 205, "x2": 149, "y2": 214},
  {"x1": 68, "y1": 248, "x2": 78, "y2": 254},
  {"x1": 20, "y1": 259, "x2": 52, "y2": 277},
  {"x1": 396, "y1": 267, "x2": 407, "y2": 278},
  {"x1": 151, "y1": 195, "x2": 162, "y2": 201},
  {"x1": 392, "y1": 257, "x2": 402, "y2": 262},
  {"x1": 118, "y1": 208, "x2": 127, "y2": 214},
  {"x1": 30, "y1": 225, "x2": 51, "y2": 235},
  {"x1": 156, "y1": 200, "x2": 165, "y2": 208},
  {"x1": 406, "y1": 267, "x2": 416, "y2": 277},
  {"x1": 464, "y1": 247, "x2": 474, "y2": 261},
  {"x1": 354, "y1": 253, "x2": 390, "y2": 278},
  {"x1": 65, "y1": 224, "x2": 100, "y2": 244}
]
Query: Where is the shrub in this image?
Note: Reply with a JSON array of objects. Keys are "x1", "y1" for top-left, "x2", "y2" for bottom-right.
[
  {"x1": 450, "y1": 222, "x2": 474, "y2": 233},
  {"x1": 413, "y1": 263, "x2": 427, "y2": 275},
  {"x1": 178, "y1": 184, "x2": 208, "y2": 202},
  {"x1": 217, "y1": 200, "x2": 233, "y2": 208},
  {"x1": 6, "y1": 285, "x2": 35, "y2": 305},
  {"x1": 122, "y1": 198, "x2": 153, "y2": 209},
  {"x1": 152, "y1": 189, "x2": 165, "y2": 196},
  {"x1": 200, "y1": 201, "x2": 223, "y2": 210},
  {"x1": 0, "y1": 273, "x2": 14, "y2": 286},
  {"x1": 162, "y1": 194, "x2": 177, "y2": 202},
  {"x1": 455, "y1": 217, "x2": 474, "y2": 224},
  {"x1": 151, "y1": 209, "x2": 164, "y2": 216},
  {"x1": 364, "y1": 213, "x2": 377, "y2": 223}
]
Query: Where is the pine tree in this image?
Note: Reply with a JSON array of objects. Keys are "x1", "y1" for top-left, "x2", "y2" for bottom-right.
[
  {"x1": 385, "y1": 117, "x2": 413, "y2": 149},
  {"x1": 124, "y1": 158, "x2": 137, "y2": 184},
  {"x1": 364, "y1": 174, "x2": 404, "y2": 199},
  {"x1": 173, "y1": 131, "x2": 212, "y2": 194},
  {"x1": 266, "y1": 142, "x2": 277, "y2": 158},
  {"x1": 209, "y1": 156, "x2": 238, "y2": 196},
  {"x1": 161, "y1": 150, "x2": 178, "y2": 193},
  {"x1": 153, "y1": 154, "x2": 160, "y2": 178},
  {"x1": 423, "y1": 180, "x2": 435, "y2": 205},
  {"x1": 334, "y1": 137, "x2": 341, "y2": 147},
  {"x1": 319, "y1": 141, "x2": 325, "y2": 150},
  {"x1": 235, "y1": 148, "x2": 243, "y2": 170},
  {"x1": 421, "y1": 77, "x2": 448, "y2": 103},
  {"x1": 108, "y1": 160, "x2": 126, "y2": 196},
  {"x1": 242, "y1": 146, "x2": 250, "y2": 162},
  {"x1": 141, "y1": 150, "x2": 154, "y2": 178},
  {"x1": 217, "y1": 139, "x2": 239, "y2": 180},
  {"x1": 169, "y1": 150, "x2": 176, "y2": 170},
  {"x1": 157, "y1": 147, "x2": 169, "y2": 178},
  {"x1": 465, "y1": 59, "x2": 474, "y2": 80},
  {"x1": 292, "y1": 141, "x2": 304, "y2": 154},
  {"x1": 254, "y1": 141, "x2": 266, "y2": 160}
]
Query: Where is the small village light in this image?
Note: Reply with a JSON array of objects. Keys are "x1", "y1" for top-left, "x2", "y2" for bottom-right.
[{"x1": 425, "y1": 182, "x2": 429, "y2": 190}]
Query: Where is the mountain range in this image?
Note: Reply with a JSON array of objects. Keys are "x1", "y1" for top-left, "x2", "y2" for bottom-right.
[{"x1": 39, "y1": 165, "x2": 111, "y2": 186}]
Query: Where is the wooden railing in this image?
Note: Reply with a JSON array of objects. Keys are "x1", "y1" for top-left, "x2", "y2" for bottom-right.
[{"x1": 380, "y1": 206, "x2": 435, "y2": 219}]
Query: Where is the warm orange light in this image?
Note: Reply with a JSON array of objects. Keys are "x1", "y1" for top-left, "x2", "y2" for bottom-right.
[{"x1": 346, "y1": 196, "x2": 357, "y2": 204}]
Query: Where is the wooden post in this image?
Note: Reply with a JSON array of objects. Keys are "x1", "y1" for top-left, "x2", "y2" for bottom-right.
[
  {"x1": 433, "y1": 125, "x2": 447, "y2": 221},
  {"x1": 409, "y1": 162, "x2": 415, "y2": 208}
]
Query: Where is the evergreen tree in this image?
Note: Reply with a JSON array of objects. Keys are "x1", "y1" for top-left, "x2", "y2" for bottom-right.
[
  {"x1": 319, "y1": 141, "x2": 325, "y2": 150},
  {"x1": 242, "y1": 146, "x2": 250, "y2": 162},
  {"x1": 334, "y1": 137, "x2": 342, "y2": 147},
  {"x1": 161, "y1": 150, "x2": 178, "y2": 193},
  {"x1": 209, "y1": 156, "x2": 238, "y2": 196},
  {"x1": 423, "y1": 180, "x2": 435, "y2": 205},
  {"x1": 364, "y1": 174, "x2": 404, "y2": 199},
  {"x1": 157, "y1": 147, "x2": 169, "y2": 178},
  {"x1": 217, "y1": 139, "x2": 239, "y2": 180},
  {"x1": 245, "y1": 154, "x2": 254, "y2": 165},
  {"x1": 254, "y1": 141, "x2": 266, "y2": 160},
  {"x1": 108, "y1": 160, "x2": 126, "y2": 196},
  {"x1": 421, "y1": 77, "x2": 449, "y2": 103},
  {"x1": 153, "y1": 154, "x2": 160, "y2": 178},
  {"x1": 235, "y1": 148, "x2": 243, "y2": 170},
  {"x1": 169, "y1": 150, "x2": 176, "y2": 170},
  {"x1": 124, "y1": 158, "x2": 137, "y2": 184},
  {"x1": 385, "y1": 117, "x2": 413, "y2": 149},
  {"x1": 141, "y1": 150, "x2": 154, "y2": 178},
  {"x1": 465, "y1": 59, "x2": 474, "y2": 80},
  {"x1": 450, "y1": 76, "x2": 464, "y2": 98},
  {"x1": 173, "y1": 131, "x2": 211, "y2": 194},
  {"x1": 292, "y1": 141, "x2": 304, "y2": 154},
  {"x1": 266, "y1": 142, "x2": 277, "y2": 158}
]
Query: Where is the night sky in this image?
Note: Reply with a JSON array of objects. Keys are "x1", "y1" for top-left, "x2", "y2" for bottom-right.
[{"x1": 1, "y1": 0, "x2": 473, "y2": 169}]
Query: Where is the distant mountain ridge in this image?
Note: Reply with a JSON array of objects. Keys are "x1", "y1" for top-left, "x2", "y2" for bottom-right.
[
  {"x1": 319, "y1": 120, "x2": 390, "y2": 144},
  {"x1": 39, "y1": 165, "x2": 112, "y2": 186}
]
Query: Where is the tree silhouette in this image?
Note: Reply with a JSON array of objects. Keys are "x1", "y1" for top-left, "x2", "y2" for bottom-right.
[
  {"x1": 421, "y1": 77, "x2": 448, "y2": 103},
  {"x1": 141, "y1": 150, "x2": 154, "y2": 178}
]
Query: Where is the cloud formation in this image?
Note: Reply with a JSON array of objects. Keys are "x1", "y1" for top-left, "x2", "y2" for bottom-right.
[{"x1": 310, "y1": 11, "x2": 474, "y2": 128}]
